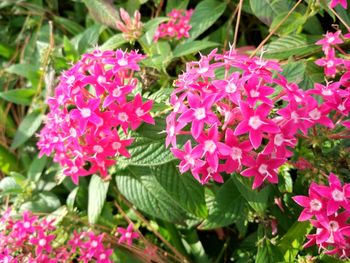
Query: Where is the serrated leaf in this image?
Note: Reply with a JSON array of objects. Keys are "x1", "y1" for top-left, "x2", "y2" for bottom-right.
[
  {"x1": 263, "y1": 34, "x2": 321, "y2": 60},
  {"x1": 250, "y1": 0, "x2": 293, "y2": 25},
  {"x1": 100, "y1": 34, "x2": 127, "y2": 51},
  {"x1": 83, "y1": 0, "x2": 119, "y2": 29},
  {"x1": 11, "y1": 109, "x2": 44, "y2": 149},
  {"x1": 88, "y1": 175, "x2": 110, "y2": 224},
  {"x1": 277, "y1": 221, "x2": 312, "y2": 262},
  {"x1": 0, "y1": 88, "x2": 36, "y2": 105},
  {"x1": 116, "y1": 166, "x2": 189, "y2": 223},
  {"x1": 281, "y1": 60, "x2": 306, "y2": 84},
  {"x1": 270, "y1": 12, "x2": 306, "y2": 35},
  {"x1": 232, "y1": 176, "x2": 271, "y2": 215},
  {"x1": 189, "y1": 0, "x2": 226, "y2": 40},
  {"x1": 118, "y1": 136, "x2": 175, "y2": 167},
  {"x1": 199, "y1": 177, "x2": 247, "y2": 229},
  {"x1": 173, "y1": 40, "x2": 219, "y2": 58},
  {"x1": 151, "y1": 162, "x2": 207, "y2": 218}
]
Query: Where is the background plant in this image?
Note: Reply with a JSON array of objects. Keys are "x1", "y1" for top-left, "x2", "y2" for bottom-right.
[{"x1": 0, "y1": 0, "x2": 349, "y2": 262}]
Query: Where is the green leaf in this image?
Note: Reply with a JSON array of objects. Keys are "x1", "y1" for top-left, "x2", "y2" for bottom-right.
[
  {"x1": 100, "y1": 34, "x2": 127, "y2": 51},
  {"x1": 118, "y1": 136, "x2": 176, "y2": 167},
  {"x1": 281, "y1": 60, "x2": 306, "y2": 84},
  {"x1": 88, "y1": 175, "x2": 110, "y2": 224},
  {"x1": 173, "y1": 40, "x2": 219, "y2": 58},
  {"x1": 116, "y1": 166, "x2": 189, "y2": 222},
  {"x1": 11, "y1": 109, "x2": 44, "y2": 149},
  {"x1": 83, "y1": 0, "x2": 119, "y2": 29},
  {"x1": 67, "y1": 187, "x2": 79, "y2": 211},
  {"x1": 5, "y1": 64, "x2": 40, "y2": 87},
  {"x1": 53, "y1": 16, "x2": 85, "y2": 35},
  {"x1": 0, "y1": 144, "x2": 19, "y2": 175},
  {"x1": 189, "y1": 0, "x2": 227, "y2": 40},
  {"x1": 277, "y1": 221, "x2": 312, "y2": 262},
  {"x1": 151, "y1": 162, "x2": 207, "y2": 218},
  {"x1": 256, "y1": 238, "x2": 284, "y2": 263},
  {"x1": 27, "y1": 155, "x2": 47, "y2": 182},
  {"x1": 249, "y1": 0, "x2": 293, "y2": 25},
  {"x1": 63, "y1": 36, "x2": 79, "y2": 62},
  {"x1": 270, "y1": 12, "x2": 306, "y2": 35},
  {"x1": 0, "y1": 89, "x2": 36, "y2": 105},
  {"x1": 20, "y1": 192, "x2": 61, "y2": 213},
  {"x1": 263, "y1": 34, "x2": 321, "y2": 60},
  {"x1": 0, "y1": 42, "x2": 15, "y2": 59},
  {"x1": 0, "y1": 177, "x2": 21, "y2": 196},
  {"x1": 199, "y1": 178, "x2": 247, "y2": 229},
  {"x1": 72, "y1": 25, "x2": 104, "y2": 54},
  {"x1": 232, "y1": 176, "x2": 271, "y2": 215},
  {"x1": 166, "y1": 0, "x2": 189, "y2": 13}
]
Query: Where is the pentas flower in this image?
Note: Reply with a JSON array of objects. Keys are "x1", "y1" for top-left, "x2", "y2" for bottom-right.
[
  {"x1": 154, "y1": 9, "x2": 193, "y2": 42},
  {"x1": 37, "y1": 49, "x2": 154, "y2": 184},
  {"x1": 294, "y1": 173, "x2": 350, "y2": 258},
  {"x1": 330, "y1": 0, "x2": 348, "y2": 9},
  {"x1": 166, "y1": 47, "x2": 349, "y2": 188},
  {"x1": 117, "y1": 223, "x2": 139, "y2": 246},
  {"x1": 116, "y1": 8, "x2": 143, "y2": 41},
  {"x1": 0, "y1": 210, "x2": 113, "y2": 262}
]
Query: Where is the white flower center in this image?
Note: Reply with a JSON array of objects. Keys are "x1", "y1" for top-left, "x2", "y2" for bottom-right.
[
  {"x1": 250, "y1": 89, "x2": 260, "y2": 98},
  {"x1": 174, "y1": 102, "x2": 181, "y2": 112},
  {"x1": 112, "y1": 142, "x2": 121, "y2": 150},
  {"x1": 258, "y1": 164, "x2": 268, "y2": 175},
  {"x1": 329, "y1": 220, "x2": 339, "y2": 232},
  {"x1": 248, "y1": 116, "x2": 263, "y2": 129},
  {"x1": 328, "y1": 36, "x2": 335, "y2": 43},
  {"x1": 93, "y1": 145, "x2": 103, "y2": 153},
  {"x1": 291, "y1": 111, "x2": 299, "y2": 123},
  {"x1": 67, "y1": 76, "x2": 75, "y2": 84},
  {"x1": 327, "y1": 60, "x2": 334, "y2": 67},
  {"x1": 338, "y1": 104, "x2": 345, "y2": 111},
  {"x1": 309, "y1": 108, "x2": 321, "y2": 120},
  {"x1": 118, "y1": 58, "x2": 128, "y2": 66},
  {"x1": 322, "y1": 89, "x2": 333, "y2": 96},
  {"x1": 81, "y1": 108, "x2": 91, "y2": 118},
  {"x1": 198, "y1": 67, "x2": 208, "y2": 74},
  {"x1": 274, "y1": 134, "x2": 284, "y2": 146},
  {"x1": 39, "y1": 239, "x2": 47, "y2": 247},
  {"x1": 97, "y1": 76, "x2": 106, "y2": 84},
  {"x1": 204, "y1": 140, "x2": 216, "y2": 154},
  {"x1": 230, "y1": 147, "x2": 242, "y2": 160},
  {"x1": 23, "y1": 221, "x2": 31, "y2": 229},
  {"x1": 70, "y1": 128, "x2": 77, "y2": 137},
  {"x1": 332, "y1": 189, "x2": 345, "y2": 201},
  {"x1": 194, "y1": 107, "x2": 206, "y2": 120},
  {"x1": 91, "y1": 240, "x2": 98, "y2": 248},
  {"x1": 113, "y1": 88, "x2": 122, "y2": 97},
  {"x1": 136, "y1": 108, "x2": 145, "y2": 117},
  {"x1": 100, "y1": 254, "x2": 106, "y2": 260},
  {"x1": 118, "y1": 112, "x2": 128, "y2": 122},
  {"x1": 184, "y1": 154, "x2": 195, "y2": 166},
  {"x1": 169, "y1": 126, "x2": 175, "y2": 137},
  {"x1": 125, "y1": 232, "x2": 132, "y2": 239},
  {"x1": 71, "y1": 166, "x2": 79, "y2": 173},
  {"x1": 310, "y1": 199, "x2": 322, "y2": 211},
  {"x1": 226, "y1": 82, "x2": 237, "y2": 93}
]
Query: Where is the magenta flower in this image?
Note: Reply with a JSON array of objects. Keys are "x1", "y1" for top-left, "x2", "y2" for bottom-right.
[
  {"x1": 241, "y1": 153, "x2": 286, "y2": 189},
  {"x1": 293, "y1": 183, "x2": 327, "y2": 221},
  {"x1": 171, "y1": 140, "x2": 205, "y2": 174},
  {"x1": 117, "y1": 223, "x2": 139, "y2": 246},
  {"x1": 29, "y1": 230, "x2": 55, "y2": 255},
  {"x1": 130, "y1": 93, "x2": 154, "y2": 130},
  {"x1": 330, "y1": 0, "x2": 348, "y2": 9},
  {"x1": 234, "y1": 102, "x2": 279, "y2": 149}
]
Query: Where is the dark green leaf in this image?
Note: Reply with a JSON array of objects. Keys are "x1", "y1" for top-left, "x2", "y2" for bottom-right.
[
  {"x1": 249, "y1": 0, "x2": 293, "y2": 25},
  {"x1": 173, "y1": 40, "x2": 219, "y2": 58},
  {"x1": 256, "y1": 238, "x2": 284, "y2": 263},
  {"x1": 189, "y1": 0, "x2": 227, "y2": 40},
  {"x1": 100, "y1": 34, "x2": 127, "y2": 51},
  {"x1": 83, "y1": 0, "x2": 119, "y2": 29},
  {"x1": 166, "y1": 0, "x2": 189, "y2": 13},
  {"x1": 0, "y1": 177, "x2": 21, "y2": 196},
  {"x1": 199, "y1": 177, "x2": 247, "y2": 229},
  {"x1": 5, "y1": 64, "x2": 40, "y2": 87},
  {"x1": 270, "y1": 12, "x2": 306, "y2": 35},
  {"x1": 263, "y1": 34, "x2": 321, "y2": 60},
  {"x1": 11, "y1": 109, "x2": 44, "y2": 149},
  {"x1": 20, "y1": 191, "x2": 61, "y2": 213},
  {"x1": 67, "y1": 187, "x2": 79, "y2": 211},
  {"x1": 53, "y1": 16, "x2": 85, "y2": 35},
  {"x1": 27, "y1": 155, "x2": 47, "y2": 182},
  {"x1": 281, "y1": 60, "x2": 306, "y2": 84},
  {"x1": 88, "y1": 175, "x2": 110, "y2": 224},
  {"x1": 0, "y1": 144, "x2": 19, "y2": 175}
]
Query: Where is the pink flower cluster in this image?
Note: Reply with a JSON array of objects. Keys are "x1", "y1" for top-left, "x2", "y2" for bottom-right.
[
  {"x1": 293, "y1": 173, "x2": 350, "y2": 259},
  {"x1": 154, "y1": 9, "x2": 193, "y2": 42},
  {"x1": 37, "y1": 49, "x2": 154, "y2": 184},
  {"x1": 166, "y1": 48, "x2": 350, "y2": 188},
  {"x1": 116, "y1": 8, "x2": 143, "y2": 41},
  {"x1": 0, "y1": 210, "x2": 113, "y2": 262}
]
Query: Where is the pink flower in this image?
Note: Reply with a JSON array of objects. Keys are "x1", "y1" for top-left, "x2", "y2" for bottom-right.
[
  {"x1": 117, "y1": 223, "x2": 139, "y2": 246},
  {"x1": 241, "y1": 153, "x2": 286, "y2": 189},
  {"x1": 171, "y1": 141, "x2": 205, "y2": 173},
  {"x1": 234, "y1": 102, "x2": 279, "y2": 149},
  {"x1": 330, "y1": 0, "x2": 348, "y2": 9},
  {"x1": 29, "y1": 230, "x2": 55, "y2": 255}
]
